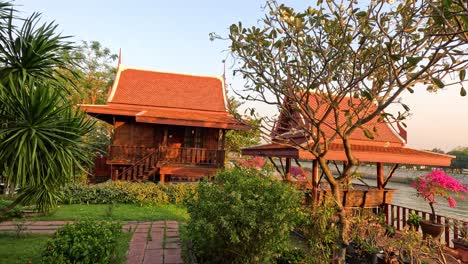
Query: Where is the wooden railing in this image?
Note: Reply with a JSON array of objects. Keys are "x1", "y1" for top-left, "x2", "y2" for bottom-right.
[
  {"x1": 108, "y1": 145, "x2": 225, "y2": 168},
  {"x1": 108, "y1": 145, "x2": 156, "y2": 163},
  {"x1": 158, "y1": 147, "x2": 224, "y2": 167},
  {"x1": 383, "y1": 203, "x2": 467, "y2": 247},
  {"x1": 114, "y1": 148, "x2": 161, "y2": 181}
]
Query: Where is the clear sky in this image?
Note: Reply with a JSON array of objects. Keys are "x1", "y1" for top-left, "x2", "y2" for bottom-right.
[{"x1": 16, "y1": 0, "x2": 468, "y2": 152}]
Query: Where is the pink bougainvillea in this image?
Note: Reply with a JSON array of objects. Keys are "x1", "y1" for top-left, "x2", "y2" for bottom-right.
[
  {"x1": 290, "y1": 166, "x2": 310, "y2": 180},
  {"x1": 411, "y1": 169, "x2": 468, "y2": 221},
  {"x1": 237, "y1": 156, "x2": 266, "y2": 169}
]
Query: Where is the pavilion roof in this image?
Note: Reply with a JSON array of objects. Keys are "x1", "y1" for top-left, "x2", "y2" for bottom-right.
[
  {"x1": 242, "y1": 143, "x2": 454, "y2": 166},
  {"x1": 273, "y1": 94, "x2": 406, "y2": 147},
  {"x1": 244, "y1": 93, "x2": 453, "y2": 166},
  {"x1": 80, "y1": 65, "x2": 247, "y2": 130}
]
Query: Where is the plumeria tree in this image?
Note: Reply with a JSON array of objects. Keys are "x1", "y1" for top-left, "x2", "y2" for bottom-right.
[{"x1": 224, "y1": 0, "x2": 467, "y2": 262}]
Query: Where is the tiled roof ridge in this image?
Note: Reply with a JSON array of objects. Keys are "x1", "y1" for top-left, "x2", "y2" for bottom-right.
[
  {"x1": 118, "y1": 64, "x2": 225, "y2": 80},
  {"x1": 106, "y1": 102, "x2": 229, "y2": 113}
]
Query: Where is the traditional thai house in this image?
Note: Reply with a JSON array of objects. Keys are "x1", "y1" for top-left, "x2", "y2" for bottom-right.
[
  {"x1": 242, "y1": 94, "x2": 455, "y2": 207},
  {"x1": 81, "y1": 65, "x2": 247, "y2": 183}
]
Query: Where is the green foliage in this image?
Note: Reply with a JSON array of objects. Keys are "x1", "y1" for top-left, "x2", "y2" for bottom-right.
[
  {"x1": 161, "y1": 183, "x2": 198, "y2": 204},
  {"x1": 61, "y1": 40, "x2": 117, "y2": 155},
  {"x1": 448, "y1": 147, "x2": 468, "y2": 171},
  {"x1": 0, "y1": 3, "x2": 93, "y2": 215},
  {"x1": 298, "y1": 198, "x2": 339, "y2": 264},
  {"x1": 64, "y1": 40, "x2": 117, "y2": 105},
  {"x1": 0, "y1": 86, "x2": 94, "y2": 213},
  {"x1": 225, "y1": 96, "x2": 261, "y2": 154},
  {"x1": 186, "y1": 168, "x2": 303, "y2": 263},
  {"x1": 407, "y1": 212, "x2": 422, "y2": 228},
  {"x1": 42, "y1": 220, "x2": 122, "y2": 264},
  {"x1": 28, "y1": 204, "x2": 189, "y2": 222},
  {"x1": 0, "y1": 198, "x2": 23, "y2": 221},
  {"x1": 275, "y1": 247, "x2": 306, "y2": 264},
  {"x1": 0, "y1": 234, "x2": 51, "y2": 264},
  {"x1": 61, "y1": 181, "x2": 197, "y2": 206}
]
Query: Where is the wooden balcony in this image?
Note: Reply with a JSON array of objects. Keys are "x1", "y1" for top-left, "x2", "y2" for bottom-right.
[
  {"x1": 108, "y1": 145, "x2": 156, "y2": 164},
  {"x1": 107, "y1": 145, "x2": 225, "y2": 168},
  {"x1": 158, "y1": 146, "x2": 224, "y2": 167}
]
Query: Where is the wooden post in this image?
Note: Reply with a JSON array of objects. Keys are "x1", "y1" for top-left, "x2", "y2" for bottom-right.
[
  {"x1": 285, "y1": 158, "x2": 291, "y2": 181},
  {"x1": 312, "y1": 159, "x2": 319, "y2": 202},
  {"x1": 160, "y1": 174, "x2": 165, "y2": 185},
  {"x1": 221, "y1": 129, "x2": 226, "y2": 150},
  {"x1": 377, "y1": 162, "x2": 384, "y2": 190},
  {"x1": 162, "y1": 127, "x2": 168, "y2": 146},
  {"x1": 218, "y1": 129, "x2": 223, "y2": 150},
  {"x1": 113, "y1": 169, "x2": 119, "y2": 181}
]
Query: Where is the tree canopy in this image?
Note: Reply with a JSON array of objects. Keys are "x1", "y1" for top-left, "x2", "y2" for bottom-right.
[
  {"x1": 225, "y1": 97, "x2": 261, "y2": 154},
  {"x1": 448, "y1": 147, "x2": 468, "y2": 171},
  {"x1": 225, "y1": 0, "x2": 467, "y2": 262}
]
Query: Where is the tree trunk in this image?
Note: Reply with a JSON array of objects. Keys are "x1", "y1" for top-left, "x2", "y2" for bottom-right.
[
  {"x1": 429, "y1": 202, "x2": 437, "y2": 223},
  {"x1": 331, "y1": 186, "x2": 350, "y2": 264},
  {"x1": 318, "y1": 157, "x2": 349, "y2": 264}
]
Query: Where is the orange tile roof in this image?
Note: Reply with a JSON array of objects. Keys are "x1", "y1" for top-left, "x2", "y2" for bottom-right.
[
  {"x1": 80, "y1": 66, "x2": 247, "y2": 130},
  {"x1": 274, "y1": 94, "x2": 405, "y2": 145},
  {"x1": 108, "y1": 67, "x2": 226, "y2": 112},
  {"x1": 242, "y1": 143, "x2": 454, "y2": 166}
]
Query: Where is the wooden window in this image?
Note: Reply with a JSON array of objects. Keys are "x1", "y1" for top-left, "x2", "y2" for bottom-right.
[{"x1": 183, "y1": 127, "x2": 203, "y2": 148}]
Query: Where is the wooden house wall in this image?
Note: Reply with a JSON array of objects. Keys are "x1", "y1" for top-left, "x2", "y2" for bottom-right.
[
  {"x1": 113, "y1": 121, "x2": 163, "y2": 147},
  {"x1": 113, "y1": 121, "x2": 221, "y2": 150},
  {"x1": 203, "y1": 128, "x2": 219, "y2": 150}
]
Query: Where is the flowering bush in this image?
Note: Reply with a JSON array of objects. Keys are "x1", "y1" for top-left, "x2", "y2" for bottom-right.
[
  {"x1": 237, "y1": 156, "x2": 266, "y2": 168},
  {"x1": 290, "y1": 166, "x2": 310, "y2": 181},
  {"x1": 411, "y1": 169, "x2": 468, "y2": 222}
]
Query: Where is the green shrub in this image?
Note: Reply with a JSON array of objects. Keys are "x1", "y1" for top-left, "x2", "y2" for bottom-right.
[
  {"x1": 298, "y1": 198, "x2": 339, "y2": 264},
  {"x1": 42, "y1": 220, "x2": 122, "y2": 264},
  {"x1": 61, "y1": 184, "x2": 131, "y2": 204},
  {"x1": 0, "y1": 198, "x2": 23, "y2": 221},
  {"x1": 186, "y1": 168, "x2": 304, "y2": 263},
  {"x1": 61, "y1": 181, "x2": 196, "y2": 206},
  {"x1": 161, "y1": 183, "x2": 197, "y2": 204},
  {"x1": 276, "y1": 248, "x2": 306, "y2": 264}
]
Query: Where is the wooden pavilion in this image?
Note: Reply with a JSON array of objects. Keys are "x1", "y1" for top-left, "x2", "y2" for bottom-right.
[
  {"x1": 81, "y1": 65, "x2": 247, "y2": 183},
  {"x1": 242, "y1": 94, "x2": 454, "y2": 207}
]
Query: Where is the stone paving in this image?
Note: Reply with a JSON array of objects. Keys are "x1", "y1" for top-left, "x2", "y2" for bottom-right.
[
  {"x1": 126, "y1": 221, "x2": 183, "y2": 264},
  {"x1": 0, "y1": 220, "x2": 183, "y2": 264}
]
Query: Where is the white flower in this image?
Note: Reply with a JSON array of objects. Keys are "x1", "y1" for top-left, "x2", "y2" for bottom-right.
[{"x1": 388, "y1": 0, "x2": 395, "y2": 5}]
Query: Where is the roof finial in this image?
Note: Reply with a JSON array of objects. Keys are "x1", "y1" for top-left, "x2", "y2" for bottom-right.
[
  {"x1": 118, "y1": 48, "x2": 122, "y2": 66},
  {"x1": 222, "y1": 59, "x2": 226, "y2": 85}
]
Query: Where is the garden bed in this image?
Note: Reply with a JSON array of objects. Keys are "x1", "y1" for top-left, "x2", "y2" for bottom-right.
[{"x1": 0, "y1": 232, "x2": 132, "y2": 264}]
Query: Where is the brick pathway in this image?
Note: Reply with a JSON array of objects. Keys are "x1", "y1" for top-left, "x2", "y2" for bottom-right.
[
  {"x1": 0, "y1": 220, "x2": 183, "y2": 264},
  {"x1": 126, "y1": 221, "x2": 183, "y2": 264}
]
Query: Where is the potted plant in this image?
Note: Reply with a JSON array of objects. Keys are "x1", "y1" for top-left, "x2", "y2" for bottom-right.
[
  {"x1": 411, "y1": 169, "x2": 468, "y2": 239},
  {"x1": 406, "y1": 212, "x2": 422, "y2": 231},
  {"x1": 452, "y1": 223, "x2": 468, "y2": 262}
]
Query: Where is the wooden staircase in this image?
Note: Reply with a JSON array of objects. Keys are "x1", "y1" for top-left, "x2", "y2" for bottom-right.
[{"x1": 113, "y1": 148, "x2": 164, "y2": 181}]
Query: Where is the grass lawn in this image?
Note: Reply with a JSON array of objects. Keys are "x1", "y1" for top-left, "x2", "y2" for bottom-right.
[
  {"x1": 0, "y1": 232, "x2": 132, "y2": 264},
  {"x1": 0, "y1": 234, "x2": 50, "y2": 264},
  {"x1": 26, "y1": 204, "x2": 189, "y2": 222}
]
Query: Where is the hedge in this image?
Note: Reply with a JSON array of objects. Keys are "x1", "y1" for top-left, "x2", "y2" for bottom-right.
[{"x1": 61, "y1": 181, "x2": 197, "y2": 206}]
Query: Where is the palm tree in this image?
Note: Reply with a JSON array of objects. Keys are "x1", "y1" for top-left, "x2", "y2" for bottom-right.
[{"x1": 0, "y1": 3, "x2": 93, "y2": 215}]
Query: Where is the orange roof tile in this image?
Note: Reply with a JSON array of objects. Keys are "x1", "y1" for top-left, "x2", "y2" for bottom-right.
[
  {"x1": 79, "y1": 66, "x2": 247, "y2": 130},
  {"x1": 242, "y1": 143, "x2": 454, "y2": 166},
  {"x1": 108, "y1": 67, "x2": 226, "y2": 112},
  {"x1": 274, "y1": 94, "x2": 405, "y2": 145}
]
